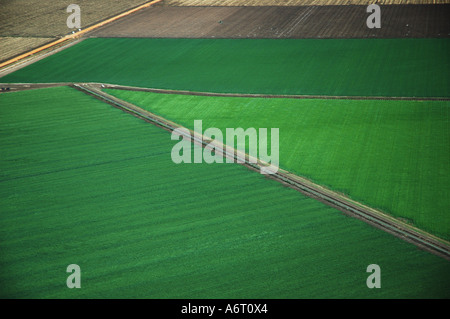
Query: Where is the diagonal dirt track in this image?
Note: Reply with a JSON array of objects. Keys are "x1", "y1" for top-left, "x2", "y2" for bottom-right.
[
  {"x1": 0, "y1": 0, "x2": 163, "y2": 69},
  {"x1": 67, "y1": 82, "x2": 450, "y2": 261}
]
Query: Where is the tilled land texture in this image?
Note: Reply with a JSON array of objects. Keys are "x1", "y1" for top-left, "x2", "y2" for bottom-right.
[
  {"x1": 163, "y1": 0, "x2": 450, "y2": 6},
  {"x1": 89, "y1": 5, "x2": 450, "y2": 38},
  {"x1": 0, "y1": 0, "x2": 154, "y2": 64},
  {"x1": 0, "y1": 0, "x2": 152, "y2": 37}
]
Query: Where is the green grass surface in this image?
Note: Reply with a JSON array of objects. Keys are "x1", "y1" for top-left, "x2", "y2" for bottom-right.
[
  {"x1": 0, "y1": 87, "x2": 449, "y2": 298},
  {"x1": 2, "y1": 38, "x2": 449, "y2": 97},
  {"x1": 105, "y1": 89, "x2": 450, "y2": 240}
]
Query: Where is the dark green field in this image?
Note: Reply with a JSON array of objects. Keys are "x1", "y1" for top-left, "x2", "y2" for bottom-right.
[
  {"x1": 1, "y1": 86, "x2": 449, "y2": 298},
  {"x1": 105, "y1": 89, "x2": 450, "y2": 241},
  {"x1": 2, "y1": 38, "x2": 449, "y2": 97}
]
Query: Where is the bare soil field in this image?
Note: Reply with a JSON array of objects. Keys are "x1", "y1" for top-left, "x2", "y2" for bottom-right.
[
  {"x1": 164, "y1": 0, "x2": 450, "y2": 6},
  {"x1": 0, "y1": 0, "x2": 152, "y2": 37},
  {"x1": 0, "y1": 0, "x2": 156, "y2": 65},
  {"x1": 89, "y1": 4, "x2": 450, "y2": 38}
]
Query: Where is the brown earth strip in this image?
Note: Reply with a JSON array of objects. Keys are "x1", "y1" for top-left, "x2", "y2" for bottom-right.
[
  {"x1": 164, "y1": 0, "x2": 450, "y2": 6},
  {"x1": 0, "y1": 0, "x2": 163, "y2": 65},
  {"x1": 88, "y1": 4, "x2": 450, "y2": 38},
  {"x1": 71, "y1": 82, "x2": 450, "y2": 261},
  {"x1": 0, "y1": 1, "x2": 164, "y2": 70}
]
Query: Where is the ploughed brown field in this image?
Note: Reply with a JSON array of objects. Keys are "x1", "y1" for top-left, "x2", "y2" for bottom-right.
[
  {"x1": 89, "y1": 4, "x2": 450, "y2": 38},
  {"x1": 0, "y1": 0, "x2": 150, "y2": 63}
]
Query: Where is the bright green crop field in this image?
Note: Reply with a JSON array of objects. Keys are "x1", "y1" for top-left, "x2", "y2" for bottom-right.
[
  {"x1": 1, "y1": 86, "x2": 449, "y2": 298},
  {"x1": 1, "y1": 38, "x2": 449, "y2": 97},
  {"x1": 105, "y1": 89, "x2": 450, "y2": 241}
]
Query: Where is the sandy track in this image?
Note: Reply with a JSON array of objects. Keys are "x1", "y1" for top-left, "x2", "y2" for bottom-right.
[
  {"x1": 89, "y1": 4, "x2": 450, "y2": 39},
  {"x1": 0, "y1": 0, "x2": 162, "y2": 66}
]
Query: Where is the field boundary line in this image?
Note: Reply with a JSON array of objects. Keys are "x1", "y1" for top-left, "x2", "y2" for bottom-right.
[
  {"x1": 0, "y1": 0, "x2": 163, "y2": 70},
  {"x1": 102, "y1": 83, "x2": 450, "y2": 101},
  {"x1": 72, "y1": 82, "x2": 450, "y2": 261},
  {"x1": 0, "y1": 83, "x2": 77, "y2": 91},
  {"x1": 2, "y1": 82, "x2": 450, "y2": 101}
]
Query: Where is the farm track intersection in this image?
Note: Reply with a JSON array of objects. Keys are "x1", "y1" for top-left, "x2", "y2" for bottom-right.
[
  {"x1": 79, "y1": 83, "x2": 450, "y2": 261},
  {"x1": 72, "y1": 83, "x2": 450, "y2": 262}
]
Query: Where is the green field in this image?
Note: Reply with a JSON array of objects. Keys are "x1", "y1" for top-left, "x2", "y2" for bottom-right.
[
  {"x1": 2, "y1": 38, "x2": 449, "y2": 97},
  {"x1": 1, "y1": 86, "x2": 449, "y2": 298},
  {"x1": 104, "y1": 89, "x2": 450, "y2": 240}
]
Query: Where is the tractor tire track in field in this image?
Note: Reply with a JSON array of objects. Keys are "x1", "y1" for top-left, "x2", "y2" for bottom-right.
[{"x1": 65, "y1": 82, "x2": 450, "y2": 261}]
